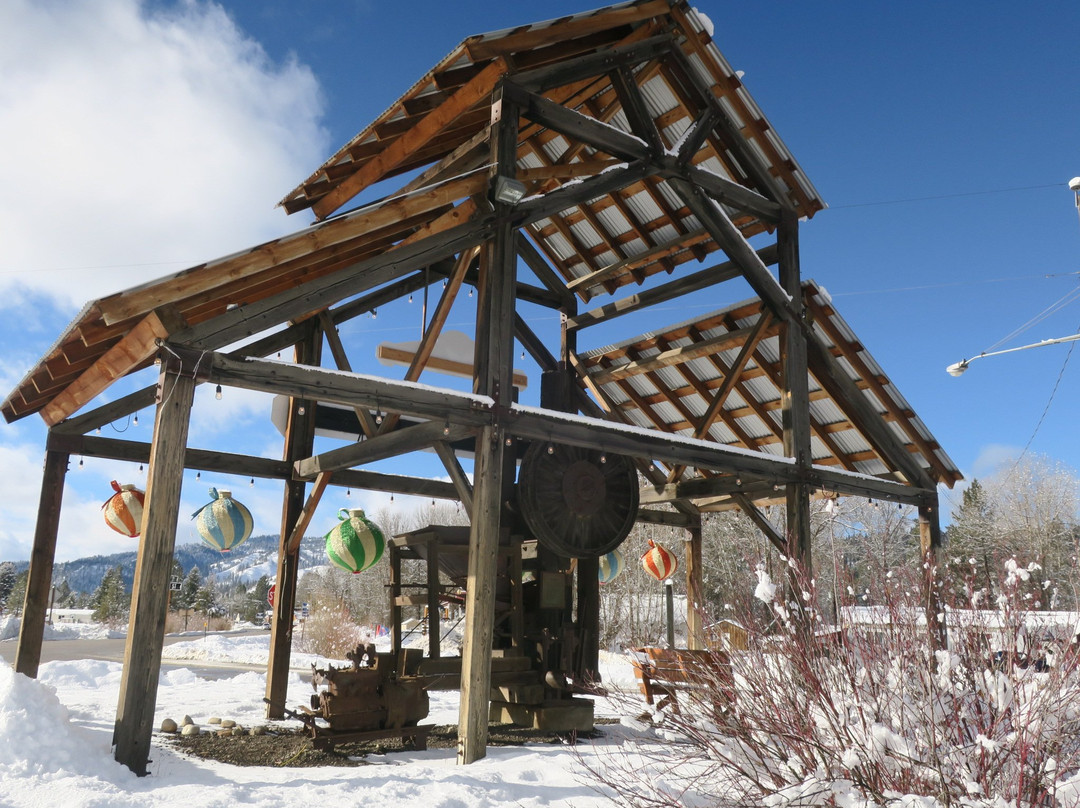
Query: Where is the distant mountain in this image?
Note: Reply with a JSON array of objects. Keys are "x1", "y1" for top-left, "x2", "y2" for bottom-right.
[{"x1": 14, "y1": 534, "x2": 326, "y2": 594}]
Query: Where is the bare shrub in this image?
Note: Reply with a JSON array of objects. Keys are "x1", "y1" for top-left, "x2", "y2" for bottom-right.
[
  {"x1": 163, "y1": 610, "x2": 232, "y2": 634},
  {"x1": 586, "y1": 557, "x2": 1080, "y2": 807}
]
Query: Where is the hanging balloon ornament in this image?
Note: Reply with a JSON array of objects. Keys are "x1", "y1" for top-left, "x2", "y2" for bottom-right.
[
  {"x1": 192, "y1": 488, "x2": 254, "y2": 553},
  {"x1": 325, "y1": 508, "x2": 385, "y2": 574},
  {"x1": 597, "y1": 548, "x2": 624, "y2": 584},
  {"x1": 641, "y1": 540, "x2": 678, "y2": 581},
  {"x1": 102, "y1": 481, "x2": 145, "y2": 537}
]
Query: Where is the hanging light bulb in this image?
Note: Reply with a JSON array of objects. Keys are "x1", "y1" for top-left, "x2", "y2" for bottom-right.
[
  {"x1": 375, "y1": 411, "x2": 383, "y2": 425},
  {"x1": 95, "y1": 427, "x2": 101, "y2": 435},
  {"x1": 133, "y1": 412, "x2": 139, "y2": 426},
  {"x1": 735, "y1": 476, "x2": 742, "y2": 486},
  {"x1": 249, "y1": 478, "x2": 255, "y2": 487},
  {"x1": 520, "y1": 350, "x2": 525, "y2": 360},
  {"x1": 431, "y1": 499, "x2": 436, "y2": 509},
  {"x1": 215, "y1": 385, "x2": 222, "y2": 400},
  {"x1": 443, "y1": 420, "x2": 451, "y2": 436},
  {"x1": 468, "y1": 288, "x2": 473, "y2": 298},
  {"x1": 599, "y1": 453, "x2": 607, "y2": 464},
  {"x1": 390, "y1": 493, "x2": 394, "y2": 502},
  {"x1": 547, "y1": 443, "x2": 554, "y2": 454},
  {"x1": 442, "y1": 279, "x2": 447, "y2": 289},
  {"x1": 371, "y1": 309, "x2": 378, "y2": 319},
  {"x1": 346, "y1": 488, "x2": 351, "y2": 498},
  {"x1": 408, "y1": 294, "x2": 413, "y2": 304},
  {"x1": 138, "y1": 464, "x2": 144, "y2": 473},
  {"x1": 78, "y1": 457, "x2": 84, "y2": 469},
  {"x1": 196, "y1": 471, "x2": 201, "y2": 481},
  {"x1": 505, "y1": 436, "x2": 512, "y2": 446}
]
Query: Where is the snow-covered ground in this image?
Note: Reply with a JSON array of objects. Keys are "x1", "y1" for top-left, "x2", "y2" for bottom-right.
[{"x1": 0, "y1": 623, "x2": 644, "y2": 808}]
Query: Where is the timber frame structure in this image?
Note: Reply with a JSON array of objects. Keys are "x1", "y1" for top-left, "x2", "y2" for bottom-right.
[{"x1": 2, "y1": 0, "x2": 959, "y2": 776}]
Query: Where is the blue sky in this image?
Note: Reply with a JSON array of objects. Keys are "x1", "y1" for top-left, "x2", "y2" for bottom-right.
[{"x1": 3, "y1": 0, "x2": 1080, "y2": 561}]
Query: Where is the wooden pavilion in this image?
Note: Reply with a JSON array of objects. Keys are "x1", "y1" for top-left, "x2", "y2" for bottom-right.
[{"x1": 2, "y1": 0, "x2": 959, "y2": 776}]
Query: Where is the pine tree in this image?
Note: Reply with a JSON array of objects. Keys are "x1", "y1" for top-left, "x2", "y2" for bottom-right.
[
  {"x1": 0, "y1": 562, "x2": 16, "y2": 612},
  {"x1": 193, "y1": 581, "x2": 218, "y2": 615},
  {"x1": 175, "y1": 566, "x2": 202, "y2": 610},
  {"x1": 91, "y1": 565, "x2": 129, "y2": 627}
]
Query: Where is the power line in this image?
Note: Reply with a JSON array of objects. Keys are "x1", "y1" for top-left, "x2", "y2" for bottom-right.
[{"x1": 828, "y1": 182, "x2": 1063, "y2": 210}]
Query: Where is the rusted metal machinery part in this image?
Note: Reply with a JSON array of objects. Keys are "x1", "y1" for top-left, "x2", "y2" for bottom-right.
[{"x1": 517, "y1": 441, "x2": 638, "y2": 558}]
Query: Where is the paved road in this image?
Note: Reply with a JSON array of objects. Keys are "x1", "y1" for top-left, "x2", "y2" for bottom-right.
[{"x1": 0, "y1": 629, "x2": 275, "y2": 680}]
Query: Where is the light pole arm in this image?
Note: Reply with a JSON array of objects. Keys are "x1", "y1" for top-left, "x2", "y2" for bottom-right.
[{"x1": 946, "y1": 333, "x2": 1080, "y2": 376}]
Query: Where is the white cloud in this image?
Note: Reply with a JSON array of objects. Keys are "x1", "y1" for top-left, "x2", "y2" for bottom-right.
[{"x1": 0, "y1": 0, "x2": 328, "y2": 308}]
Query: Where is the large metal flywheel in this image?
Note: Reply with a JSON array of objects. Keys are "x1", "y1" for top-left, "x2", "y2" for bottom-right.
[{"x1": 517, "y1": 441, "x2": 638, "y2": 558}]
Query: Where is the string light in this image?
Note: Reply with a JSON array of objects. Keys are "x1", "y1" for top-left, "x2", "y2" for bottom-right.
[
  {"x1": 520, "y1": 350, "x2": 525, "y2": 360},
  {"x1": 468, "y1": 288, "x2": 473, "y2": 298},
  {"x1": 505, "y1": 436, "x2": 512, "y2": 446},
  {"x1": 371, "y1": 309, "x2": 378, "y2": 319},
  {"x1": 196, "y1": 471, "x2": 201, "y2": 481},
  {"x1": 138, "y1": 464, "x2": 144, "y2": 474},
  {"x1": 346, "y1": 488, "x2": 351, "y2": 497},
  {"x1": 375, "y1": 411, "x2": 383, "y2": 425},
  {"x1": 408, "y1": 294, "x2": 413, "y2": 303},
  {"x1": 95, "y1": 427, "x2": 101, "y2": 434},
  {"x1": 443, "y1": 279, "x2": 447, "y2": 289},
  {"x1": 599, "y1": 453, "x2": 606, "y2": 464},
  {"x1": 443, "y1": 420, "x2": 451, "y2": 436},
  {"x1": 249, "y1": 478, "x2": 255, "y2": 487},
  {"x1": 78, "y1": 457, "x2": 84, "y2": 469},
  {"x1": 215, "y1": 384, "x2": 222, "y2": 400},
  {"x1": 390, "y1": 493, "x2": 394, "y2": 502},
  {"x1": 133, "y1": 412, "x2": 139, "y2": 426},
  {"x1": 547, "y1": 443, "x2": 554, "y2": 455}
]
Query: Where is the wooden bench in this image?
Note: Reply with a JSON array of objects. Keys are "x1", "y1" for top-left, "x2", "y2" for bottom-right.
[{"x1": 629, "y1": 647, "x2": 733, "y2": 714}]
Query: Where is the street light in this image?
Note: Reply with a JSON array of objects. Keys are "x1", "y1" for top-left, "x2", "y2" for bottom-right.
[{"x1": 946, "y1": 333, "x2": 1080, "y2": 377}]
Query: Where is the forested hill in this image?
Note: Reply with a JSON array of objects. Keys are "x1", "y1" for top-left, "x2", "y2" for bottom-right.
[{"x1": 11, "y1": 534, "x2": 326, "y2": 594}]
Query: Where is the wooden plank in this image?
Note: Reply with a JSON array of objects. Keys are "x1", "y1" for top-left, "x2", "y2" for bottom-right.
[
  {"x1": 589, "y1": 323, "x2": 775, "y2": 385},
  {"x1": 14, "y1": 448, "x2": 68, "y2": 679},
  {"x1": 463, "y1": 0, "x2": 668, "y2": 60},
  {"x1": 312, "y1": 59, "x2": 507, "y2": 220},
  {"x1": 518, "y1": 160, "x2": 622, "y2": 182},
  {"x1": 41, "y1": 311, "x2": 173, "y2": 427},
  {"x1": 566, "y1": 244, "x2": 777, "y2": 331},
  {"x1": 285, "y1": 471, "x2": 332, "y2": 554},
  {"x1": 375, "y1": 345, "x2": 529, "y2": 390},
  {"x1": 296, "y1": 421, "x2": 474, "y2": 478},
  {"x1": 326, "y1": 468, "x2": 458, "y2": 500},
  {"x1": 97, "y1": 173, "x2": 487, "y2": 326},
  {"x1": 113, "y1": 361, "x2": 195, "y2": 776}
]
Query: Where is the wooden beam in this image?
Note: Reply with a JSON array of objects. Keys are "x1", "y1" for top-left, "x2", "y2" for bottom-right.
[
  {"x1": 636, "y1": 508, "x2": 695, "y2": 528},
  {"x1": 609, "y1": 64, "x2": 663, "y2": 153},
  {"x1": 296, "y1": 421, "x2": 474, "y2": 478},
  {"x1": 377, "y1": 246, "x2": 477, "y2": 435},
  {"x1": 15, "y1": 447, "x2": 68, "y2": 679},
  {"x1": 502, "y1": 81, "x2": 649, "y2": 163},
  {"x1": 566, "y1": 244, "x2": 777, "y2": 331},
  {"x1": 312, "y1": 59, "x2": 507, "y2": 219},
  {"x1": 51, "y1": 386, "x2": 158, "y2": 436},
  {"x1": 590, "y1": 322, "x2": 776, "y2": 385},
  {"x1": 517, "y1": 235, "x2": 575, "y2": 309},
  {"x1": 518, "y1": 160, "x2": 623, "y2": 183},
  {"x1": 285, "y1": 471, "x2": 332, "y2": 553},
  {"x1": 114, "y1": 358, "x2": 196, "y2": 776},
  {"x1": 512, "y1": 33, "x2": 673, "y2": 94},
  {"x1": 41, "y1": 310, "x2": 175, "y2": 426},
  {"x1": 318, "y1": 310, "x2": 377, "y2": 439},
  {"x1": 266, "y1": 327, "x2": 320, "y2": 720},
  {"x1": 684, "y1": 163, "x2": 782, "y2": 223},
  {"x1": 459, "y1": 95, "x2": 518, "y2": 766},
  {"x1": 433, "y1": 441, "x2": 474, "y2": 517},
  {"x1": 732, "y1": 493, "x2": 787, "y2": 554},
  {"x1": 331, "y1": 468, "x2": 458, "y2": 500}
]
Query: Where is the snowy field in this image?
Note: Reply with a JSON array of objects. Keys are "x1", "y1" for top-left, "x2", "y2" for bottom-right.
[{"x1": 0, "y1": 620, "x2": 646, "y2": 808}]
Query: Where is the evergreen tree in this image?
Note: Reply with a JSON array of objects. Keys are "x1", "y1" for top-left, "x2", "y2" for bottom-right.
[
  {"x1": 7, "y1": 570, "x2": 28, "y2": 616},
  {"x1": 175, "y1": 566, "x2": 202, "y2": 610},
  {"x1": 91, "y1": 565, "x2": 129, "y2": 626},
  {"x1": 53, "y1": 579, "x2": 73, "y2": 608},
  {"x1": 0, "y1": 562, "x2": 16, "y2": 612},
  {"x1": 193, "y1": 581, "x2": 218, "y2": 615}
]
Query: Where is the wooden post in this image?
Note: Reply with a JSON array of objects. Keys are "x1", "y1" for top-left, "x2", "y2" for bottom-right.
[
  {"x1": 685, "y1": 516, "x2": 704, "y2": 650},
  {"x1": 113, "y1": 355, "x2": 196, "y2": 775},
  {"x1": 426, "y1": 537, "x2": 441, "y2": 659},
  {"x1": 919, "y1": 499, "x2": 947, "y2": 651},
  {"x1": 576, "y1": 556, "x2": 600, "y2": 682},
  {"x1": 15, "y1": 446, "x2": 69, "y2": 678},
  {"x1": 390, "y1": 543, "x2": 403, "y2": 659},
  {"x1": 778, "y1": 208, "x2": 812, "y2": 586},
  {"x1": 458, "y1": 86, "x2": 518, "y2": 766},
  {"x1": 265, "y1": 324, "x2": 321, "y2": 719}
]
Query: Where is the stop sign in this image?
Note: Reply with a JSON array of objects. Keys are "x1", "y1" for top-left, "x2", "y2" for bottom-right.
[{"x1": 267, "y1": 583, "x2": 276, "y2": 608}]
